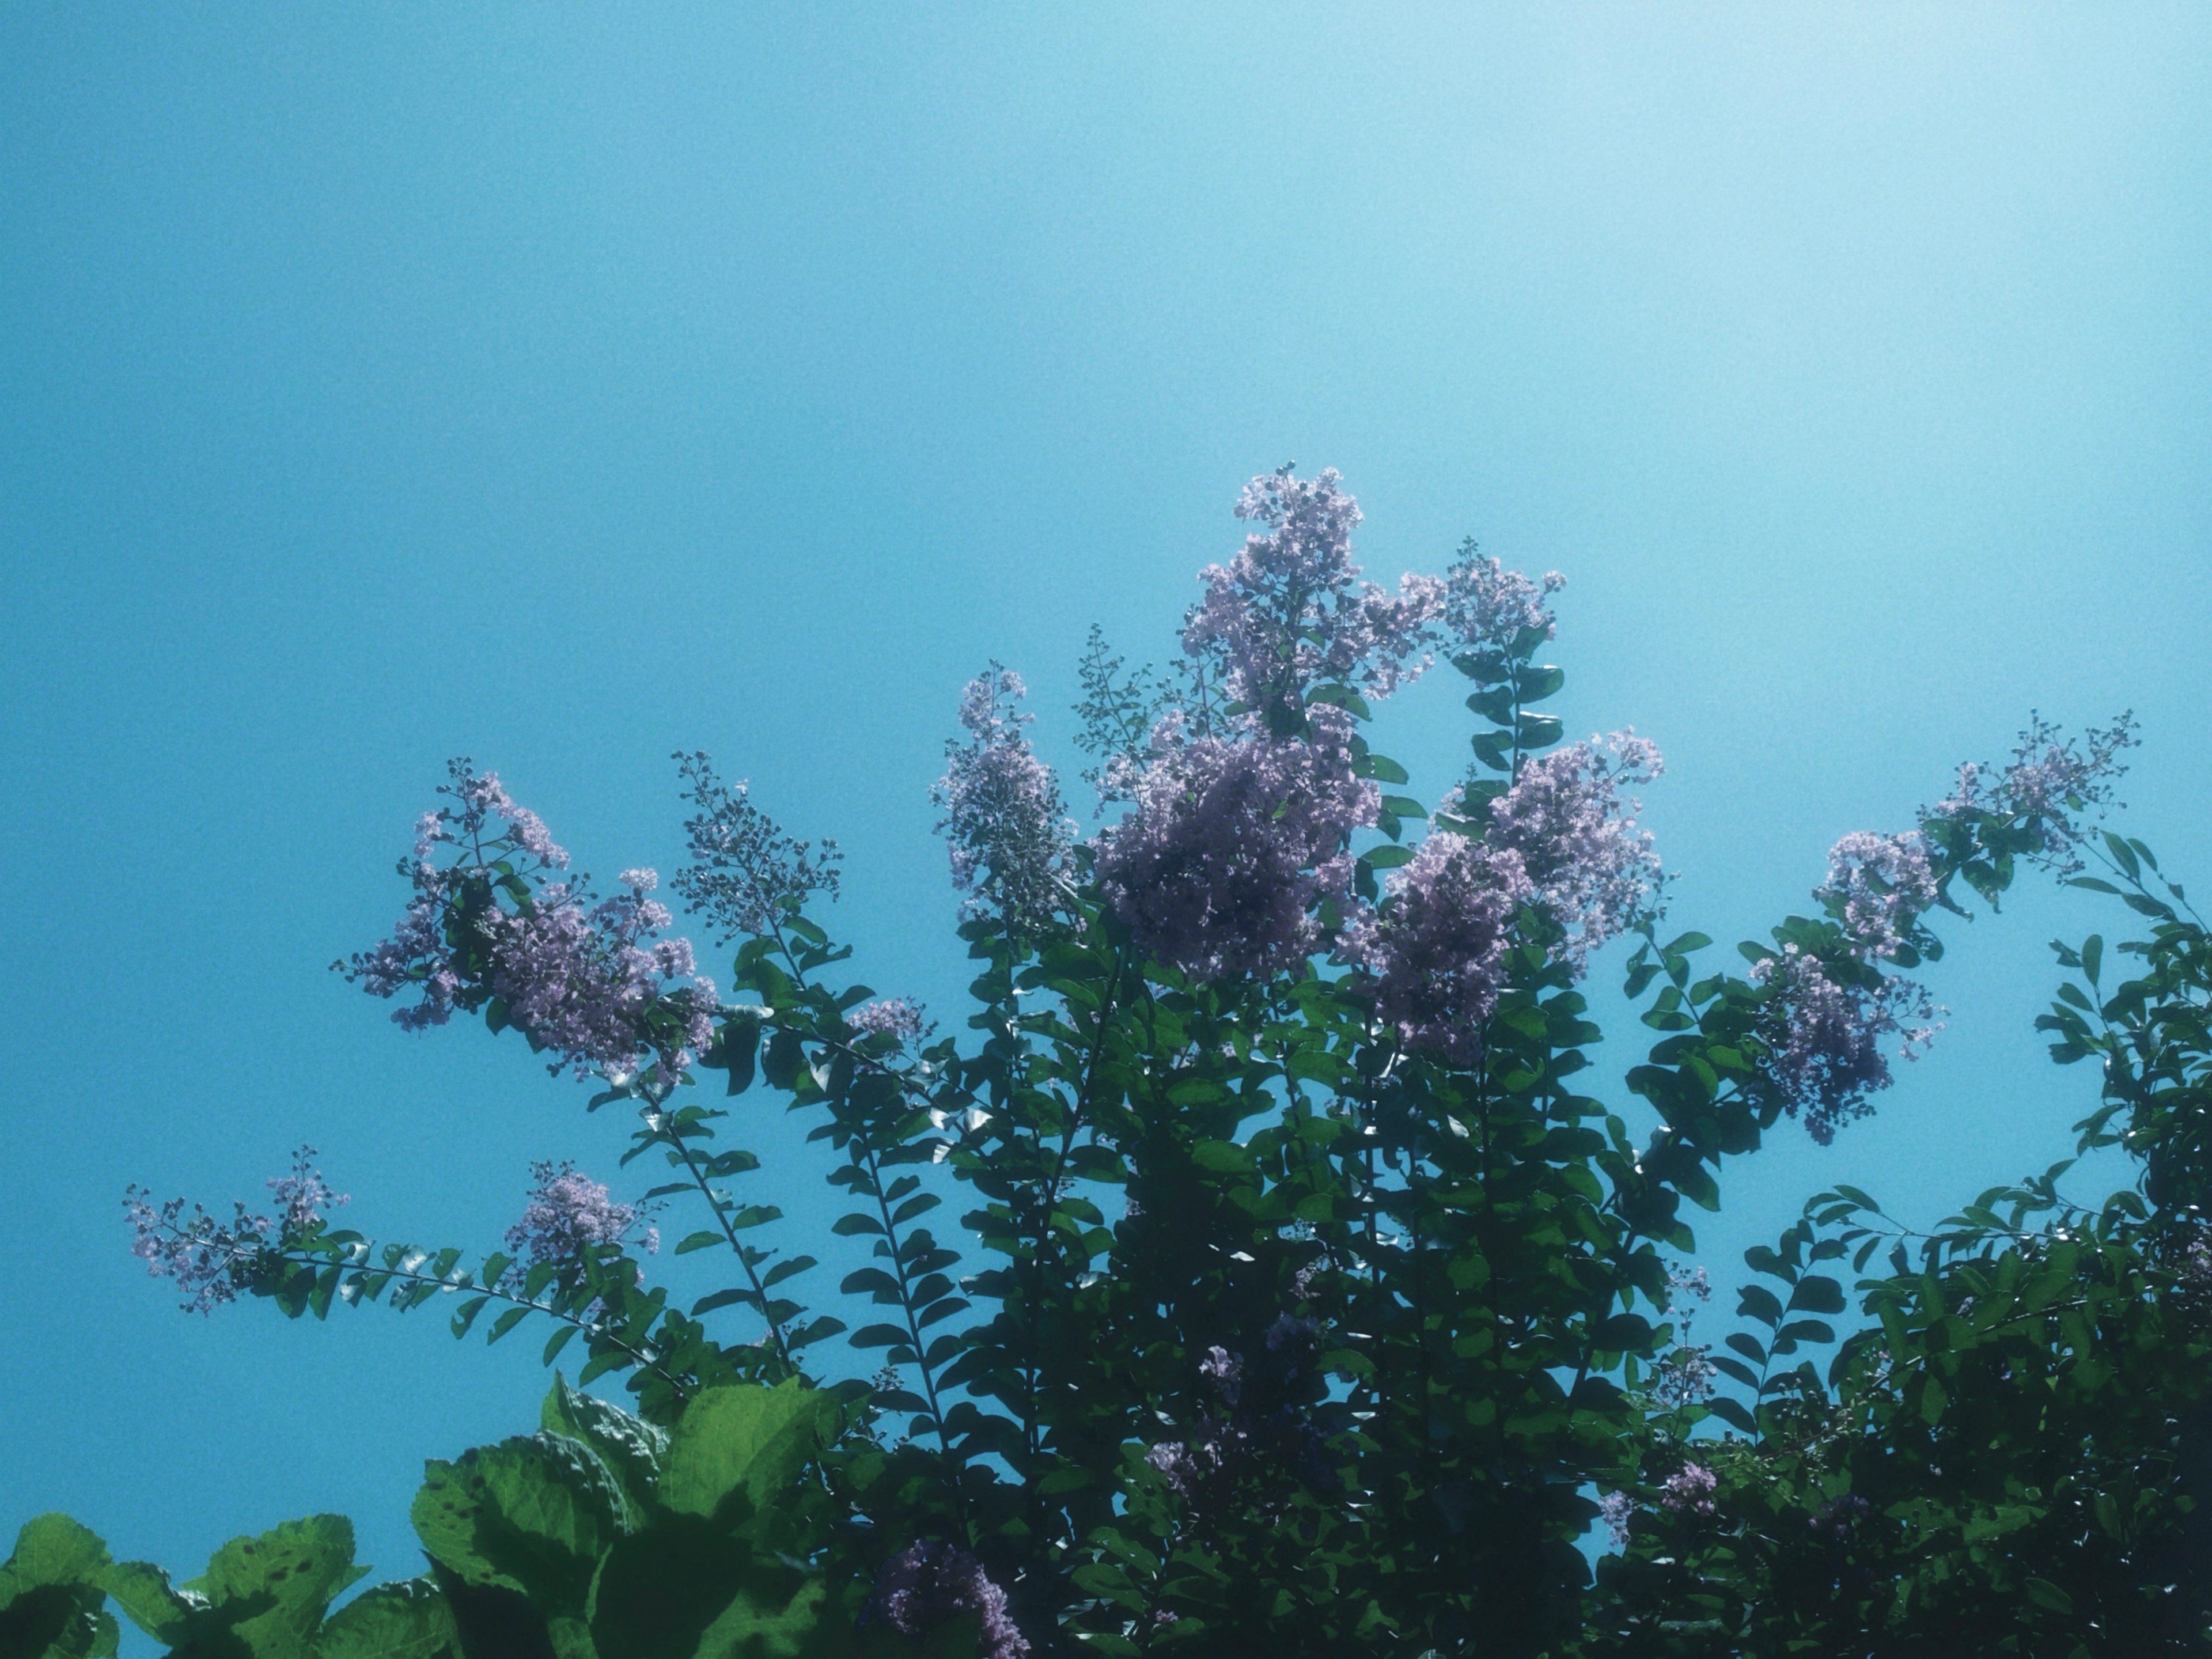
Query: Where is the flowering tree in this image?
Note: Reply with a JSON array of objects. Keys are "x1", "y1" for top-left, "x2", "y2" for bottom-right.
[{"x1": 28, "y1": 468, "x2": 2192, "y2": 1657}]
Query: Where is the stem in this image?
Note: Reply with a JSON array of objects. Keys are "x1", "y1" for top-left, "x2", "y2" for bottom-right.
[
  {"x1": 861, "y1": 1135, "x2": 955, "y2": 1456},
  {"x1": 664, "y1": 1127, "x2": 794, "y2": 1372},
  {"x1": 274, "y1": 1244, "x2": 693, "y2": 1402}
]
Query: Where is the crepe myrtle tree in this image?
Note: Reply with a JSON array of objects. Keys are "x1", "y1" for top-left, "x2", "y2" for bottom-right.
[{"x1": 102, "y1": 467, "x2": 2154, "y2": 1659}]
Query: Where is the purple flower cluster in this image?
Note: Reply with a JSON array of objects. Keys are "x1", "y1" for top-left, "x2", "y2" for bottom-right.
[
  {"x1": 1336, "y1": 734, "x2": 1662, "y2": 1062},
  {"x1": 866, "y1": 1541, "x2": 1029, "y2": 1659},
  {"x1": 933, "y1": 667, "x2": 1074, "y2": 937},
  {"x1": 266, "y1": 1145, "x2": 349, "y2": 1235},
  {"x1": 346, "y1": 766, "x2": 718, "y2": 1088},
  {"x1": 1819, "y1": 831, "x2": 1939, "y2": 961},
  {"x1": 1441, "y1": 545, "x2": 1566, "y2": 650},
  {"x1": 1660, "y1": 1462, "x2": 1718, "y2": 1517},
  {"x1": 484, "y1": 869, "x2": 718, "y2": 1088},
  {"x1": 503, "y1": 1161, "x2": 658, "y2": 1270},
  {"x1": 1340, "y1": 831, "x2": 1530, "y2": 1063},
  {"x1": 1098, "y1": 713, "x2": 1379, "y2": 979},
  {"x1": 1751, "y1": 945, "x2": 1940, "y2": 1145},
  {"x1": 124, "y1": 1147, "x2": 341, "y2": 1315},
  {"x1": 672, "y1": 751, "x2": 843, "y2": 941},
  {"x1": 1484, "y1": 732, "x2": 1666, "y2": 968},
  {"x1": 848, "y1": 997, "x2": 926, "y2": 1041},
  {"x1": 1182, "y1": 467, "x2": 1445, "y2": 715},
  {"x1": 1933, "y1": 714, "x2": 2138, "y2": 874},
  {"x1": 1652, "y1": 1262, "x2": 1716, "y2": 1408},
  {"x1": 1597, "y1": 1490, "x2": 1635, "y2": 1548}
]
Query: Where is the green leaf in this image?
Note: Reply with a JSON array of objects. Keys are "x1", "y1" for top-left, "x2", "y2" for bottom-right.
[
  {"x1": 2022, "y1": 1577, "x2": 2073, "y2": 1614},
  {"x1": 0, "y1": 1515, "x2": 117, "y2": 1659},
  {"x1": 411, "y1": 1435, "x2": 625, "y2": 1620},
  {"x1": 586, "y1": 1520, "x2": 827, "y2": 1659},
  {"x1": 186, "y1": 1516, "x2": 370, "y2": 1657},
  {"x1": 312, "y1": 1579, "x2": 460, "y2": 1659},
  {"x1": 2103, "y1": 831, "x2": 2139, "y2": 881},
  {"x1": 1786, "y1": 1275, "x2": 1847, "y2": 1315},
  {"x1": 541, "y1": 1374, "x2": 668, "y2": 1523},
  {"x1": 1516, "y1": 713, "x2": 1563, "y2": 749},
  {"x1": 658, "y1": 1382, "x2": 836, "y2": 1528},
  {"x1": 96, "y1": 1562, "x2": 199, "y2": 1645},
  {"x1": 760, "y1": 1029, "x2": 804, "y2": 1092}
]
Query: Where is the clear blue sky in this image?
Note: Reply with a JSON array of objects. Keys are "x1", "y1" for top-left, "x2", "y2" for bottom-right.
[{"x1": 4, "y1": 3, "x2": 2209, "y2": 1622}]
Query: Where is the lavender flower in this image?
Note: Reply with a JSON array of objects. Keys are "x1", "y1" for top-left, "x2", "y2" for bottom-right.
[
  {"x1": 1931, "y1": 713, "x2": 2138, "y2": 875},
  {"x1": 266, "y1": 1146, "x2": 348, "y2": 1234},
  {"x1": 347, "y1": 764, "x2": 718, "y2": 1086},
  {"x1": 1751, "y1": 945, "x2": 1940, "y2": 1144},
  {"x1": 1181, "y1": 467, "x2": 1444, "y2": 717},
  {"x1": 933, "y1": 666, "x2": 1075, "y2": 938},
  {"x1": 124, "y1": 1146, "x2": 339, "y2": 1315},
  {"x1": 1597, "y1": 1490, "x2": 1635, "y2": 1548},
  {"x1": 1339, "y1": 831, "x2": 1531, "y2": 1063},
  {"x1": 1651, "y1": 1262, "x2": 1715, "y2": 1408},
  {"x1": 1819, "y1": 831, "x2": 1939, "y2": 961},
  {"x1": 1099, "y1": 711, "x2": 1378, "y2": 980},
  {"x1": 124, "y1": 1192, "x2": 267, "y2": 1315},
  {"x1": 1441, "y1": 544, "x2": 1566, "y2": 650},
  {"x1": 848, "y1": 997, "x2": 926, "y2": 1041},
  {"x1": 1660, "y1": 1462, "x2": 1718, "y2": 1517},
  {"x1": 1483, "y1": 732, "x2": 1666, "y2": 968},
  {"x1": 504, "y1": 1162, "x2": 658, "y2": 1270},
  {"x1": 866, "y1": 1541, "x2": 1029, "y2": 1659},
  {"x1": 672, "y1": 751, "x2": 843, "y2": 941},
  {"x1": 1199, "y1": 1345, "x2": 1244, "y2": 1407}
]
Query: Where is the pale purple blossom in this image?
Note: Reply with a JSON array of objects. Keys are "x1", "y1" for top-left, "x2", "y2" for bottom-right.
[
  {"x1": 849, "y1": 998, "x2": 926, "y2": 1041},
  {"x1": 1597, "y1": 1490, "x2": 1635, "y2": 1548},
  {"x1": 124, "y1": 1146, "x2": 339, "y2": 1315},
  {"x1": 267, "y1": 1146, "x2": 348, "y2": 1234},
  {"x1": 1819, "y1": 831, "x2": 1938, "y2": 961},
  {"x1": 672, "y1": 751, "x2": 842, "y2": 941},
  {"x1": 1483, "y1": 732, "x2": 1666, "y2": 968},
  {"x1": 1441, "y1": 546, "x2": 1566, "y2": 650},
  {"x1": 1660, "y1": 1463, "x2": 1718, "y2": 1517},
  {"x1": 504, "y1": 1162, "x2": 657, "y2": 1270},
  {"x1": 1931, "y1": 714, "x2": 2138, "y2": 875},
  {"x1": 1181, "y1": 467, "x2": 1444, "y2": 715},
  {"x1": 1199, "y1": 1345, "x2": 1244, "y2": 1407},
  {"x1": 866, "y1": 1542, "x2": 1029, "y2": 1659},
  {"x1": 1751, "y1": 946, "x2": 1941, "y2": 1145},
  {"x1": 348, "y1": 766, "x2": 718, "y2": 1086},
  {"x1": 124, "y1": 1191, "x2": 267, "y2": 1315},
  {"x1": 1339, "y1": 831, "x2": 1532, "y2": 1063},
  {"x1": 933, "y1": 666, "x2": 1075, "y2": 937},
  {"x1": 1098, "y1": 713, "x2": 1378, "y2": 979}
]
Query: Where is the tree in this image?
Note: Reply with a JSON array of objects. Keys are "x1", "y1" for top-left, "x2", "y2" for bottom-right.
[{"x1": 87, "y1": 467, "x2": 2185, "y2": 1657}]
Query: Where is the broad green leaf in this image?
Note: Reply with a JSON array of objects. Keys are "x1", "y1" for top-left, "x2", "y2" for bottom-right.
[
  {"x1": 659, "y1": 1382, "x2": 835, "y2": 1527},
  {"x1": 0, "y1": 1515, "x2": 118, "y2": 1659},
  {"x1": 411, "y1": 1435, "x2": 624, "y2": 1620},
  {"x1": 541, "y1": 1374, "x2": 668, "y2": 1523},
  {"x1": 172, "y1": 1516, "x2": 369, "y2": 1658},
  {"x1": 312, "y1": 1579, "x2": 459, "y2": 1659},
  {"x1": 97, "y1": 1562, "x2": 201, "y2": 1645},
  {"x1": 585, "y1": 1520, "x2": 753, "y2": 1659}
]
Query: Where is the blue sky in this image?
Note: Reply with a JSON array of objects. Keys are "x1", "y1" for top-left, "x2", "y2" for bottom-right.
[{"x1": 3, "y1": 3, "x2": 2209, "y2": 1620}]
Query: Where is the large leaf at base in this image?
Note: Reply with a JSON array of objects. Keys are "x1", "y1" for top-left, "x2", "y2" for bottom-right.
[
  {"x1": 540, "y1": 1375, "x2": 666, "y2": 1524},
  {"x1": 658, "y1": 1384, "x2": 834, "y2": 1528},
  {"x1": 411, "y1": 1435, "x2": 625, "y2": 1622},
  {"x1": 586, "y1": 1521, "x2": 826, "y2": 1659},
  {"x1": 187, "y1": 1516, "x2": 369, "y2": 1657},
  {"x1": 97, "y1": 1560, "x2": 202, "y2": 1645},
  {"x1": 312, "y1": 1580, "x2": 459, "y2": 1659},
  {"x1": 0, "y1": 1515, "x2": 119, "y2": 1659}
]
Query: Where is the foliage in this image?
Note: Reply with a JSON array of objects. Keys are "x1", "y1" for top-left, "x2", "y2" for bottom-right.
[{"x1": 93, "y1": 468, "x2": 2202, "y2": 1656}]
